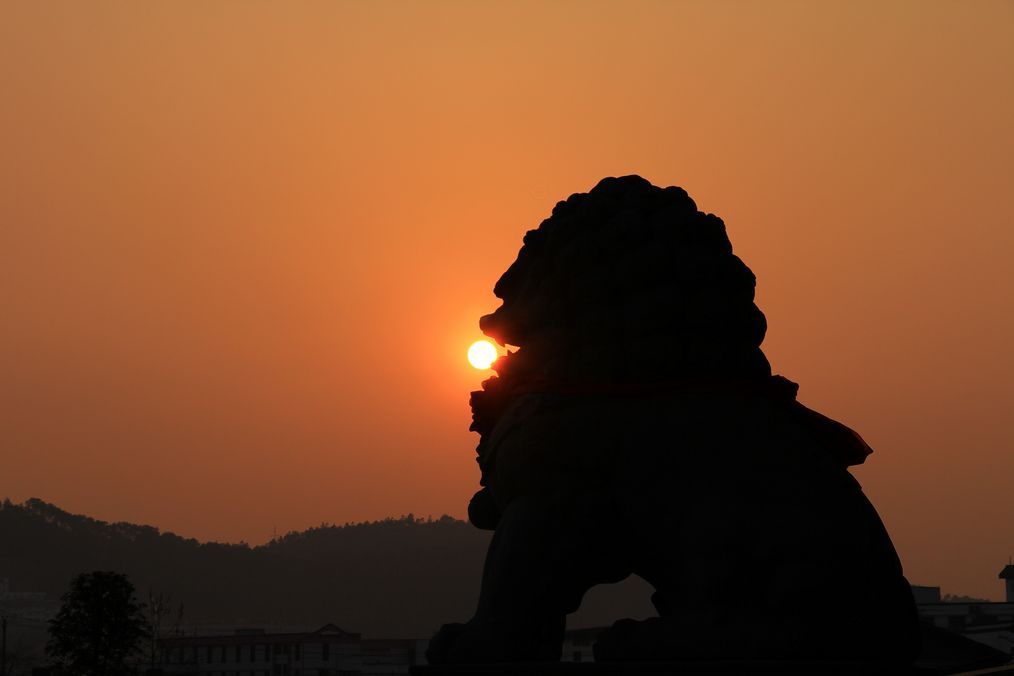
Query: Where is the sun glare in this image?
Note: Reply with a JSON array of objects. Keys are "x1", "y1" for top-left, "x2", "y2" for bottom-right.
[{"x1": 467, "y1": 340, "x2": 498, "y2": 370}]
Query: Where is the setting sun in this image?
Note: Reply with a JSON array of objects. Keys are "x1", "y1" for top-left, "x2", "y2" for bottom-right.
[{"x1": 467, "y1": 340, "x2": 498, "y2": 370}]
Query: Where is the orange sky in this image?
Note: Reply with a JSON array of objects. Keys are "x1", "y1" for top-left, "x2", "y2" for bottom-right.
[{"x1": 1, "y1": 1, "x2": 1012, "y2": 600}]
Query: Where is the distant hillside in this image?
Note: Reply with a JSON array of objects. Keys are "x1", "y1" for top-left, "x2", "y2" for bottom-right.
[{"x1": 0, "y1": 499, "x2": 654, "y2": 637}]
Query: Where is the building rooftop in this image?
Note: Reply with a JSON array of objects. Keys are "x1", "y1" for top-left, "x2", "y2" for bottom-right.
[{"x1": 160, "y1": 623, "x2": 361, "y2": 646}]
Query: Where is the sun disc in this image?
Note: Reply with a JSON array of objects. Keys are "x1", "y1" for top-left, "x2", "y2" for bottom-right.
[{"x1": 468, "y1": 340, "x2": 498, "y2": 370}]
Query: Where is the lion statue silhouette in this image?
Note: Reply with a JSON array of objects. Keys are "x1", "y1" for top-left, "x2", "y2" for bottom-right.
[{"x1": 427, "y1": 176, "x2": 921, "y2": 666}]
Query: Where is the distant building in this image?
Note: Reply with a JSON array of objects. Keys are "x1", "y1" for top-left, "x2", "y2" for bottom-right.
[
  {"x1": 360, "y1": 639, "x2": 429, "y2": 675},
  {"x1": 157, "y1": 623, "x2": 425, "y2": 676},
  {"x1": 0, "y1": 577, "x2": 59, "y2": 622},
  {"x1": 917, "y1": 601, "x2": 1014, "y2": 655},
  {"x1": 912, "y1": 566, "x2": 1014, "y2": 657},
  {"x1": 1001, "y1": 565, "x2": 1014, "y2": 603},
  {"x1": 911, "y1": 585, "x2": 941, "y2": 604},
  {"x1": 561, "y1": 627, "x2": 597, "y2": 663}
]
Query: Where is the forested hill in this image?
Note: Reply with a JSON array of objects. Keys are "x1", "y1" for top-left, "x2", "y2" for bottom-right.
[{"x1": 0, "y1": 498, "x2": 653, "y2": 637}]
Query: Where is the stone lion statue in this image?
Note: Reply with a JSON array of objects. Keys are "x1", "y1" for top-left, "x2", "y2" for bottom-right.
[{"x1": 427, "y1": 176, "x2": 921, "y2": 666}]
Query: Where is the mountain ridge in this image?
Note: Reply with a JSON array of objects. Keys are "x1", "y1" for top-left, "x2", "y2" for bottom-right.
[{"x1": 0, "y1": 498, "x2": 654, "y2": 637}]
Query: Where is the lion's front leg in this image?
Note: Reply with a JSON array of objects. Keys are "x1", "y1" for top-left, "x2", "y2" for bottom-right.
[{"x1": 427, "y1": 491, "x2": 632, "y2": 664}]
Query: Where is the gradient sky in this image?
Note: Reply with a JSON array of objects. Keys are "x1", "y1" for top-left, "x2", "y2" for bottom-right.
[{"x1": 2, "y1": 1, "x2": 1012, "y2": 600}]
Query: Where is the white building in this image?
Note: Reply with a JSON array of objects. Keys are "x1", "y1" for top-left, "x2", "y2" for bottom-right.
[{"x1": 158, "y1": 623, "x2": 425, "y2": 676}]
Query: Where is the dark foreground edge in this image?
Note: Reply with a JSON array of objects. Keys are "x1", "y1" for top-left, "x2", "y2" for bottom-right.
[{"x1": 412, "y1": 662, "x2": 1014, "y2": 676}]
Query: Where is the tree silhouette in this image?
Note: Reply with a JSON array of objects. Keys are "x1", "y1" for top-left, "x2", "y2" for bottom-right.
[
  {"x1": 47, "y1": 571, "x2": 149, "y2": 676},
  {"x1": 143, "y1": 589, "x2": 184, "y2": 669}
]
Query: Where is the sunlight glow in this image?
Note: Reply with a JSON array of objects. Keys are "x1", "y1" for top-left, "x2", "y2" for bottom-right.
[{"x1": 467, "y1": 340, "x2": 498, "y2": 370}]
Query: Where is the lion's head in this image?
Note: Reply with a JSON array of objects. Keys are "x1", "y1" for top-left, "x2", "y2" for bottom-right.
[{"x1": 480, "y1": 175, "x2": 770, "y2": 386}]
